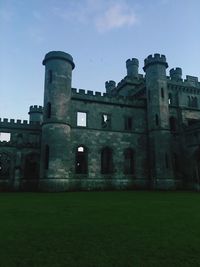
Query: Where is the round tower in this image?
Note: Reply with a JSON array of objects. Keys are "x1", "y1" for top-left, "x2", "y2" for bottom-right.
[
  {"x1": 39, "y1": 51, "x2": 75, "y2": 191},
  {"x1": 126, "y1": 58, "x2": 139, "y2": 78},
  {"x1": 143, "y1": 53, "x2": 174, "y2": 189},
  {"x1": 169, "y1": 67, "x2": 182, "y2": 81},
  {"x1": 28, "y1": 105, "x2": 43, "y2": 123}
]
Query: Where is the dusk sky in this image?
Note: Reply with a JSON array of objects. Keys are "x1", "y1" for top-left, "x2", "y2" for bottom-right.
[{"x1": 1, "y1": 0, "x2": 200, "y2": 120}]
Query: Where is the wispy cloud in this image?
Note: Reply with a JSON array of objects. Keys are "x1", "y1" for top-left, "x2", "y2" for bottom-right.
[
  {"x1": 51, "y1": 0, "x2": 138, "y2": 33},
  {"x1": 95, "y1": 3, "x2": 137, "y2": 32}
]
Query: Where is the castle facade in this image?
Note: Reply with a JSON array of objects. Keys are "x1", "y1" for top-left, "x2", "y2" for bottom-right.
[{"x1": 0, "y1": 51, "x2": 200, "y2": 191}]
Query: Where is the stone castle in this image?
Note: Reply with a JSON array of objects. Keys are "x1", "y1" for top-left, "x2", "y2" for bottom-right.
[{"x1": 0, "y1": 51, "x2": 200, "y2": 191}]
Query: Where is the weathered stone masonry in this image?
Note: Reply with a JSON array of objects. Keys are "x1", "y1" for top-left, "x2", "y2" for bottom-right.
[{"x1": 1, "y1": 51, "x2": 200, "y2": 191}]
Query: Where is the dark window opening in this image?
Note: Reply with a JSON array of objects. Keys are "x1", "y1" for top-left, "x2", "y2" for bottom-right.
[
  {"x1": 48, "y1": 70, "x2": 53, "y2": 83},
  {"x1": 75, "y1": 146, "x2": 88, "y2": 174},
  {"x1": 124, "y1": 117, "x2": 132, "y2": 131},
  {"x1": 155, "y1": 114, "x2": 159, "y2": 126},
  {"x1": 101, "y1": 147, "x2": 113, "y2": 174},
  {"x1": 188, "y1": 96, "x2": 191, "y2": 106},
  {"x1": 173, "y1": 153, "x2": 179, "y2": 172},
  {"x1": 124, "y1": 148, "x2": 134, "y2": 174},
  {"x1": 102, "y1": 114, "x2": 111, "y2": 129},
  {"x1": 47, "y1": 102, "x2": 51, "y2": 119},
  {"x1": 192, "y1": 96, "x2": 198, "y2": 108},
  {"x1": 161, "y1": 88, "x2": 164, "y2": 99},
  {"x1": 45, "y1": 145, "x2": 49, "y2": 170},
  {"x1": 24, "y1": 153, "x2": 39, "y2": 179},
  {"x1": 165, "y1": 153, "x2": 169, "y2": 169},
  {"x1": 169, "y1": 116, "x2": 177, "y2": 132}
]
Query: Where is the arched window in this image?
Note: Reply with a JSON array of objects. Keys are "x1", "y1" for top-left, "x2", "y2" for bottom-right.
[
  {"x1": 75, "y1": 146, "x2": 88, "y2": 174},
  {"x1": 46, "y1": 102, "x2": 51, "y2": 119},
  {"x1": 101, "y1": 147, "x2": 113, "y2": 174},
  {"x1": 45, "y1": 145, "x2": 49, "y2": 170},
  {"x1": 169, "y1": 116, "x2": 177, "y2": 132},
  {"x1": 124, "y1": 148, "x2": 134, "y2": 175},
  {"x1": 24, "y1": 153, "x2": 39, "y2": 179}
]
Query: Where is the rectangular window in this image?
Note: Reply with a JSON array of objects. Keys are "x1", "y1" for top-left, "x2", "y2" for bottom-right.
[
  {"x1": 0, "y1": 132, "x2": 11, "y2": 142},
  {"x1": 161, "y1": 88, "x2": 164, "y2": 99},
  {"x1": 77, "y1": 112, "x2": 87, "y2": 127},
  {"x1": 101, "y1": 114, "x2": 111, "y2": 129},
  {"x1": 124, "y1": 117, "x2": 132, "y2": 131}
]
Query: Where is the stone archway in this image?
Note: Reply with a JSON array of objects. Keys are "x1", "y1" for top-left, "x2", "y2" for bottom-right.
[{"x1": 24, "y1": 153, "x2": 39, "y2": 179}]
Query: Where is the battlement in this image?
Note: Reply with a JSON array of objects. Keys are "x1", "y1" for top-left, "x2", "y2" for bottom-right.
[
  {"x1": 126, "y1": 58, "x2": 139, "y2": 66},
  {"x1": 105, "y1": 80, "x2": 116, "y2": 93},
  {"x1": 185, "y1": 75, "x2": 199, "y2": 86},
  {"x1": 144, "y1": 53, "x2": 168, "y2": 71},
  {"x1": 168, "y1": 74, "x2": 200, "y2": 89},
  {"x1": 0, "y1": 118, "x2": 41, "y2": 129},
  {"x1": 29, "y1": 105, "x2": 43, "y2": 114},
  {"x1": 42, "y1": 51, "x2": 75, "y2": 69},
  {"x1": 170, "y1": 68, "x2": 182, "y2": 81},
  {"x1": 71, "y1": 88, "x2": 145, "y2": 107}
]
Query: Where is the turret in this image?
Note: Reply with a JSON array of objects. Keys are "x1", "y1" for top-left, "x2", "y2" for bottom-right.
[
  {"x1": 143, "y1": 54, "x2": 168, "y2": 76},
  {"x1": 126, "y1": 58, "x2": 139, "y2": 78},
  {"x1": 143, "y1": 53, "x2": 174, "y2": 189},
  {"x1": 143, "y1": 53, "x2": 169, "y2": 129},
  {"x1": 28, "y1": 105, "x2": 43, "y2": 123},
  {"x1": 169, "y1": 68, "x2": 182, "y2": 81},
  {"x1": 40, "y1": 51, "x2": 75, "y2": 191},
  {"x1": 105, "y1": 80, "x2": 116, "y2": 94}
]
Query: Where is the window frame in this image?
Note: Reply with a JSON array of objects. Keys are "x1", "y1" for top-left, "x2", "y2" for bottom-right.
[
  {"x1": 76, "y1": 111, "x2": 87, "y2": 127},
  {"x1": 101, "y1": 113, "x2": 111, "y2": 129},
  {"x1": 124, "y1": 116, "x2": 133, "y2": 131}
]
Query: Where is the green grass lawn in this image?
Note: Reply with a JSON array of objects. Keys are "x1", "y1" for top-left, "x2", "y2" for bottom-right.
[{"x1": 0, "y1": 191, "x2": 200, "y2": 267}]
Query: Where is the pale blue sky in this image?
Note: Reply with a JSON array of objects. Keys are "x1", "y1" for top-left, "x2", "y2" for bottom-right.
[{"x1": 0, "y1": 0, "x2": 200, "y2": 120}]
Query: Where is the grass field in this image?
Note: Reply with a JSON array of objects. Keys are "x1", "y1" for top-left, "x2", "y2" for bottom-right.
[{"x1": 0, "y1": 191, "x2": 200, "y2": 267}]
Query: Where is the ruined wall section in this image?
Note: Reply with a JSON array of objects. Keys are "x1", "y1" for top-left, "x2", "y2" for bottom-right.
[
  {"x1": 68, "y1": 90, "x2": 148, "y2": 190},
  {"x1": 0, "y1": 118, "x2": 41, "y2": 191}
]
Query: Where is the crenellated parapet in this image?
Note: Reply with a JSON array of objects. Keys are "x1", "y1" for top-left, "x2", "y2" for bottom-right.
[
  {"x1": 170, "y1": 68, "x2": 182, "y2": 81},
  {"x1": 29, "y1": 105, "x2": 43, "y2": 123},
  {"x1": 105, "y1": 80, "x2": 116, "y2": 94},
  {"x1": 0, "y1": 118, "x2": 41, "y2": 130},
  {"x1": 29, "y1": 105, "x2": 43, "y2": 114},
  {"x1": 71, "y1": 88, "x2": 145, "y2": 107},
  {"x1": 168, "y1": 75, "x2": 200, "y2": 90},
  {"x1": 143, "y1": 53, "x2": 168, "y2": 71}
]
